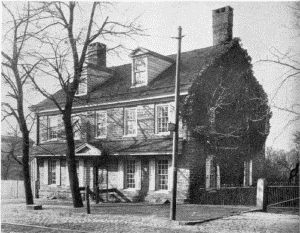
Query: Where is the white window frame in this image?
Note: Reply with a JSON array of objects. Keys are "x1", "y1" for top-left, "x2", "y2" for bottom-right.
[
  {"x1": 48, "y1": 159, "x2": 56, "y2": 185},
  {"x1": 75, "y1": 73, "x2": 88, "y2": 96},
  {"x1": 156, "y1": 159, "x2": 169, "y2": 191},
  {"x1": 155, "y1": 104, "x2": 171, "y2": 135},
  {"x1": 125, "y1": 160, "x2": 136, "y2": 189},
  {"x1": 48, "y1": 115, "x2": 58, "y2": 141},
  {"x1": 72, "y1": 115, "x2": 81, "y2": 140},
  {"x1": 124, "y1": 108, "x2": 137, "y2": 136},
  {"x1": 95, "y1": 111, "x2": 107, "y2": 138},
  {"x1": 132, "y1": 56, "x2": 148, "y2": 87}
]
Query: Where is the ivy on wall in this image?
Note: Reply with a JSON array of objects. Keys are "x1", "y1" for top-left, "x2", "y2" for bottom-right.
[{"x1": 182, "y1": 39, "x2": 271, "y2": 160}]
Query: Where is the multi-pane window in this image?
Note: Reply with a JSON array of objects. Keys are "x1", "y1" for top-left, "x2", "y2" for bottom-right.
[
  {"x1": 48, "y1": 116, "x2": 58, "y2": 140},
  {"x1": 124, "y1": 108, "x2": 137, "y2": 135},
  {"x1": 96, "y1": 111, "x2": 107, "y2": 138},
  {"x1": 76, "y1": 74, "x2": 87, "y2": 96},
  {"x1": 48, "y1": 160, "x2": 56, "y2": 184},
  {"x1": 72, "y1": 115, "x2": 81, "y2": 140},
  {"x1": 157, "y1": 160, "x2": 168, "y2": 190},
  {"x1": 126, "y1": 160, "x2": 136, "y2": 188},
  {"x1": 157, "y1": 105, "x2": 169, "y2": 133},
  {"x1": 133, "y1": 57, "x2": 147, "y2": 86}
]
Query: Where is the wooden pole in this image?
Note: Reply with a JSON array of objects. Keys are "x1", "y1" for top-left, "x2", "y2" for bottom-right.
[
  {"x1": 170, "y1": 26, "x2": 183, "y2": 221},
  {"x1": 86, "y1": 185, "x2": 90, "y2": 214}
]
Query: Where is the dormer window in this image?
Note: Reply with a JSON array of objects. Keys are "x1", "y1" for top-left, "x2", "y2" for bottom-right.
[
  {"x1": 76, "y1": 73, "x2": 87, "y2": 96},
  {"x1": 130, "y1": 47, "x2": 174, "y2": 88},
  {"x1": 132, "y1": 57, "x2": 147, "y2": 87}
]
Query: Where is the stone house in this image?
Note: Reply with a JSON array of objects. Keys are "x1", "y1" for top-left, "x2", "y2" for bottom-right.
[{"x1": 29, "y1": 6, "x2": 267, "y2": 202}]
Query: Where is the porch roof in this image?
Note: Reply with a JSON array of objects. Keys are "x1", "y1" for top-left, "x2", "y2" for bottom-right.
[{"x1": 30, "y1": 138, "x2": 185, "y2": 157}]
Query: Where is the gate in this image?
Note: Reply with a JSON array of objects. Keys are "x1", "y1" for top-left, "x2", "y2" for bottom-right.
[{"x1": 267, "y1": 183, "x2": 299, "y2": 208}]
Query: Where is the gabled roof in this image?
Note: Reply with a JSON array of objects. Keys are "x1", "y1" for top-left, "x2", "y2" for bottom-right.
[{"x1": 31, "y1": 42, "x2": 235, "y2": 112}]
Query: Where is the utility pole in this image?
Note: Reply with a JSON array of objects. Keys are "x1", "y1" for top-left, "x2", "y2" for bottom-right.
[{"x1": 170, "y1": 26, "x2": 184, "y2": 221}]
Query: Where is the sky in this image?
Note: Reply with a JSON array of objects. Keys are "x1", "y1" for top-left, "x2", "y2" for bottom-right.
[{"x1": 1, "y1": 1, "x2": 300, "y2": 151}]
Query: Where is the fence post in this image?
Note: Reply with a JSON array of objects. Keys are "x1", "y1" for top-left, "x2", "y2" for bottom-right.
[
  {"x1": 86, "y1": 185, "x2": 91, "y2": 214},
  {"x1": 256, "y1": 178, "x2": 268, "y2": 211},
  {"x1": 96, "y1": 186, "x2": 99, "y2": 204}
]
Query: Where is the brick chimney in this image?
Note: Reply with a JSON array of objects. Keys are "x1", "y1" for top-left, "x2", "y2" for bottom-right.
[
  {"x1": 212, "y1": 6, "x2": 233, "y2": 45},
  {"x1": 88, "y1": 42, "x2": 106, "y2": 67}
]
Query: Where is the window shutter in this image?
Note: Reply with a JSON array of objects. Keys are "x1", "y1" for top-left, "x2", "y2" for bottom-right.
[
  {"x1": 79, "y1": 159, "x2": 84, "y2": 187},
  {"x1": 169, "y1": 102, "x2": 175, "y2": 123},
  {"x1": 80, "y1": 113, "x2": 87, "y2": 141},
  {"x1": 244, "y1": 160, "x2": 250, "y2": 186},
  {"x1": 149, "y1": 159, "x2": 156, "y2": 191},
  {"x1": 205, "y1": 156, "x2": 211, "y2": 189},
  {"x1": 40, "y1": 116, "x2": 48, "y2": 142},
  {"x1": 118, "y1": 159, "x2": 124, "y2": 189},
  {"x1": 216, "y1": 164, "x2": 220, "y2": 188},
  {"x1": 56, "y1": 159, "x2": 61, "y2": 185},
  {"x1": 243, "y1": 161, "x2": 246, "y2": 186},
  {"x1": 135, "y1": 159, "x2": 141, "y2": 190},
  {"x1": 57, "y1": 115, "x2": 65, "y2": 140},
  {"x1": 66, "y1": 161, "x2": 70, "y2": 186},
  {"x1": 44, "y1": 159, "x2": 48, "y2": 185},
  {"x1": 87, "y1": 111, "x2": 96, "y2": 140},
  {"x1": 168, "y1": 159, "x2": 173, "y2": 191},
  {"x1": 249, "y1": 160, "x2": 253, "y2": 186}
]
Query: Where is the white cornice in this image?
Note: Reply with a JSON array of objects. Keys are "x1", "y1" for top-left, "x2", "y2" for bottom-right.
[{"x1": 39, "y1": 91, "x2": 189, "y2": 114}]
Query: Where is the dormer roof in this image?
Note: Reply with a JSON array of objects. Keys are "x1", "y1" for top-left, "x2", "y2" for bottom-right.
[
  {"x1": 31, "y1": 40, "x2": 239, "y2": 112},
  {"x1": 129, "y1": 47, "x2": 175, "y2": 64}
]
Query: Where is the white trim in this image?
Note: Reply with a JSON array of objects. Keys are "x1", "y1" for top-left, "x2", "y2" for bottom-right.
[
  {"x1": 155, "y1": 103, "x2": 172, "y2": 135},
  {"x1": 39, "y1": 92, "x2": 189, "y2": 114},
  {"x1": 75, "y1": 73, "x2": 88, "y2": 96},
  {"x1": 131, "y1": 56, "x2": 148, "y2": 87},
  {"x1": 156, "y1": 158, "x2": 170, "y2": 191},
  {"x1": 95, "y1": 110, "x2": 107, "y2": 138},
  {"x1": 124, "y1": 107, "x2": 137, "y2": 136},
  {"x1": 75, "y1": 143, "x2": 102, "y2": 156}
]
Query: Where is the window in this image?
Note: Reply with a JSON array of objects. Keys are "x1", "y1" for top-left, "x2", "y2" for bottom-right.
[
  {"x1": 126, "y1": 160, "x2": 136, "y2": 188},
  {"x1": 48, "y1": 116, "x2": 58, "y2": 140},
  {"x1": 157, "y1": 160, "x2": 168, "y2": 190},
  {"x1": 48, "y1": 160, "x2": 56, "y2": 184},
  {"x1": 132, "y1": 57, "x2": 147, "y2": 86},
  {"x1": 205, "y1": 155, "x2": 220, "y2": 189},
  {"x1": 156, "y1": 105, "x2": 169, "y2": 133},
  {"x1": 96, "y1": 111, "x2": 107, "y2": 138},
  {"x1": 124, "y1": 108, "x2": 137, "y2": 136},
  {"x1": 75, "y1": 74, "x2": 87, "y2": 96},
  {"x1": 72, "y1": 115, "x2": 81, "y2": 140}
]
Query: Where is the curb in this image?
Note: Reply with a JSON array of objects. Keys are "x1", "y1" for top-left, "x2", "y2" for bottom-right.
[{"x1": 178, "y1": 208, "x2": 261, "y2": 225}]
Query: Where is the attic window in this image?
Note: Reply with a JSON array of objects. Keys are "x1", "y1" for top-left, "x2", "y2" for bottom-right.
[
  {"x1": 132, "y1": 57, "x2": 147, "y2": 87},
  {"x1": 76, "y1": 73, "x2": 87, "y2": 96}
]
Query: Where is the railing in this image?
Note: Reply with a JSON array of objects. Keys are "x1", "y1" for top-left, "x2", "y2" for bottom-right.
[{"x1": 267, "y1": 185, "x2": 299, "y2": 208}]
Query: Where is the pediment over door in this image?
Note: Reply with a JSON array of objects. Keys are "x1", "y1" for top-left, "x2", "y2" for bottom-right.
[{"x1": 75, "y1": 143, "x2": 102, "y2": 156}]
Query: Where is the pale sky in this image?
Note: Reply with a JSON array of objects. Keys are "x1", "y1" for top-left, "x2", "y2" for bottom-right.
[{"x1": 1, "y1": 1, "x2": 300, "y2": 151}]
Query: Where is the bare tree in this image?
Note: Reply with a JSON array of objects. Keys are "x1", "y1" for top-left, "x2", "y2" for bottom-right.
[
  {"x1": 1, "y1": 130, "x2": 23, "y2": 180},
  {"x1": 28, "y1": 2, "x2": 144, "y2": 207},
  {"x1": 257, "y1": 2, "x2": 300, "y2": 127},
  {"x1": 1, "y1": 2, "x2": 42, "y2": 204}
]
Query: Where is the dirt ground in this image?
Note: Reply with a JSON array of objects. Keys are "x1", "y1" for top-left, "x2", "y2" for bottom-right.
[{"x1": 1, "y1": 199, "x2": 299, "y2": 233}]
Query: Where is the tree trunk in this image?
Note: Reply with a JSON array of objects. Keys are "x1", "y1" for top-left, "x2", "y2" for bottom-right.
[
  {"x1": 63, "y1": 112, "x2": 83, "y2": 208},
  {"x1": 20, "y1": 122, "x2": 34, "y2": 205}
]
